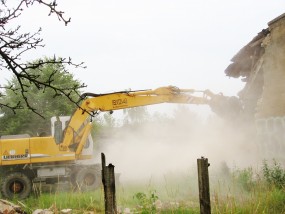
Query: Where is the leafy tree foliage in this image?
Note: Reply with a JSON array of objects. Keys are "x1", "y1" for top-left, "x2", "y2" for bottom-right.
[
  {"x1": 0, "y1": 0, "x2": 86, "y2": 116},
  {"x1": 123, "y1": 106, "x2": 150, "y2": 125},
  {"x1": 0, "y1": 59, "x2": 82, "y2": 136},
  {"x1": 103, "y1": 113, "x2": 118, "y2": 128}
]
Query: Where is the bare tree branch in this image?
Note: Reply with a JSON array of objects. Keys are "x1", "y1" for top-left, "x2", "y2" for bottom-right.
[{"x1": 0, "y1": 0, "x2": 87, "y2": 117}]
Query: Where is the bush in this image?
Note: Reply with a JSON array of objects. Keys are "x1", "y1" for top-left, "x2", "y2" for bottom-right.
[
  {"x1": 233, "y1": 167, "x2": 255, "y2": 192},
  {"x1": 133, "y1": 190, "x2": 159, "y2": 213},
  {"x1": 262, "y1": 160, "x2": 285, "y2": 189}
]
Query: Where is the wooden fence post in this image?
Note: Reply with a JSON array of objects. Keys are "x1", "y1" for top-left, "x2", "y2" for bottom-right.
[
  {"x1": 101, "y1": 153, "x2": 117, "y2": 214},
  {"x1": 197, "y1": 156, "x2": 211, "y2": 214}
]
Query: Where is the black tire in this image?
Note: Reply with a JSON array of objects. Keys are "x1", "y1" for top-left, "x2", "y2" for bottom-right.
[
  {"x1": 1, "y1": 172, "x2": 32, "y2": 199},
  {"x1": 74, "y1": 168, "x2": 101, "y2": 191}
]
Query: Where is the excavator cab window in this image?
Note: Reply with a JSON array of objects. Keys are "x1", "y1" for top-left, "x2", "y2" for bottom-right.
[{"x1": 54, "y1": 117, "x2": 63, "y2": 144}]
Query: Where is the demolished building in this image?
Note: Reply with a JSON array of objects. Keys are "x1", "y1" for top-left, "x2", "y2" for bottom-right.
[{"x1": 225, "y1": 13, "x2": 285, "y2": 161}]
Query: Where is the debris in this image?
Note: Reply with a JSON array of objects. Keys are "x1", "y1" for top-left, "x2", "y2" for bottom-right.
[
  {"x1": 0, "y1": 199, "x2": 25, "y2": 214},
  {"x1": 60, "y1": 209, "x2": 72, "y2": 214},
  {"x1": 32, "y1": 209, "x2": 54, "y2": 214}
]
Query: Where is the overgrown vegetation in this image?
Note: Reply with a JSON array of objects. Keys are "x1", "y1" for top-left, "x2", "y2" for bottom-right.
[
  {"x1": 212, "y1": 160, "x2": 285, "y2": 214},
  {"x1": 263, "y1": 159, "x2": 285, "y2": 189},
  {"x1": 9, "y1": 160, "x2": 285, "y2": 213},
  {"x1": 133, "y1": 190, "x2": 159, "y2": 213}
]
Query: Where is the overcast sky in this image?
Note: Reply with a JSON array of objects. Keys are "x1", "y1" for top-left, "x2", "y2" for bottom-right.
[{"x1": 2, "y1": 1, "x2": 285, "y2": 116}]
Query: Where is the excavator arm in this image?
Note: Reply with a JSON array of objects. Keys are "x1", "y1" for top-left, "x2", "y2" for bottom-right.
[{"x1": 59, "y1": 86, "x2": 213, "y2": 153}]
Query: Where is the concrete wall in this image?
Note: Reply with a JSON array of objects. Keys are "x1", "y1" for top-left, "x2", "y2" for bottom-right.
[
  {"x1": 256, "y1": 117, "x2": 285, "y2": 161},
  {"x1": 254, "y1": 14, "x2": 285, "y2": 162},
  {"x1": 256, "y1": 15, "x2": 285, "y2": 119}
]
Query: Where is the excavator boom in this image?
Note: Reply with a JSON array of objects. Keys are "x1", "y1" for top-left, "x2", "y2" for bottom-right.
[{"x1": 59, "y1": 86, "x2": 211, "y2": 151}]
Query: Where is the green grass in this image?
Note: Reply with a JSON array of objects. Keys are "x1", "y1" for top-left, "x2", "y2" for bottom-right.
[
  {"x1": 212, "y1": 187, "x2": 285, "y2": 214},
  {"x1": 9, "y1": 161, "x2": 285, "y2": 214},
  {"x1": 21, "y1": 189, "x2": 105, "y2": 213}
]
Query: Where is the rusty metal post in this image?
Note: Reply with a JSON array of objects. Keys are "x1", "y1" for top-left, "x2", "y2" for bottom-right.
[
  {"x1": 101, "y1": 153, "x2": 117, "y2": 214},
  {"x1": 197, "y1": 157, "x2": 211, "y2": 214}
]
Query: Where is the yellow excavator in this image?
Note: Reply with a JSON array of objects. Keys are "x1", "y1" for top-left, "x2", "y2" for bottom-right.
[{"x1": 0, "y1": 86, "x2": 239, "y2": 199}]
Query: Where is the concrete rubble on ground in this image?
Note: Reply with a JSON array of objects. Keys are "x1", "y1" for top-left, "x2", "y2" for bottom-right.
[
  {"x1": 0, "y1": 199, "x2": 25, "y2": 214},
  {"x1": 32, "y1": 208, "x2": 72, "y2": 214},
  {"x1": 0, "y1": 199, "x2": 75, "y2": 214}
]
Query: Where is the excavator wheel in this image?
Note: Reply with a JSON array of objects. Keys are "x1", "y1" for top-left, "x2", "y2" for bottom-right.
[
  {"x1": 0, "y1": 172, "x2": 32, "y2": 199},
  {"x1": 73, "y1": 168, "x2": 101, "y2": 191}
]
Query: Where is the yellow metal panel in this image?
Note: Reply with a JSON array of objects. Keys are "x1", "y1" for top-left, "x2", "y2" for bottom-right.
[
  {"x1": 29, "y1": 137, "x2": 75, "y2": 163},
  {"x1": 77, "y1": 155, "x2": 93, "y2": 160},
  {"x1": 1, "y1": 138, "x2": 30, "y2": 165}
]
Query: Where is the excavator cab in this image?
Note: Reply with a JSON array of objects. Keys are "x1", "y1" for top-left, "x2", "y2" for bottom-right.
[{"x1": 50, "y1": 116, "x2": 94, "y2": 157}]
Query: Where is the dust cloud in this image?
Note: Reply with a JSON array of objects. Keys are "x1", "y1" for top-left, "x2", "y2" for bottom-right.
[{"x1": 94, "y1": 106, "x2": 260, "y2": 183}]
